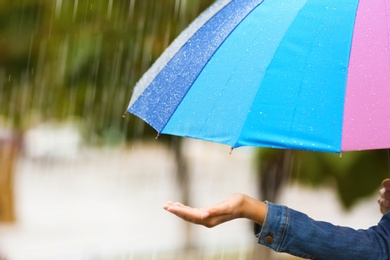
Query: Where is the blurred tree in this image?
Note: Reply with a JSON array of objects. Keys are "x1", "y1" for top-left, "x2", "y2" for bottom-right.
[
  {"x1": 255, "y1": 148, "x2": 389, "y2": 210},
  {"x1": 0, "y1": 1, "x2": 214, "y2": 244},
  {"x1": 1, "y1": 0, "x2": 213, "y2": 141},
  {"x1": 0, "y1": 133, "x2": 22, "y2": 223}
]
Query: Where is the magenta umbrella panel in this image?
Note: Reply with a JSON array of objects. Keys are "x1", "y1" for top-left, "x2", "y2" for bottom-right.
[{"x1": 128, "y1": 0, "x2": 390, "y2": 153}]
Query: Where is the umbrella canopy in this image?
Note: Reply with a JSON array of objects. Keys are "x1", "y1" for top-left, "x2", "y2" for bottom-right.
[{"x1": 128, "y1": 0, "x2": 390, "y2": 153}]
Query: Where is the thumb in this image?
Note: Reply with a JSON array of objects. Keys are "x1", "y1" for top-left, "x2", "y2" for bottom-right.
[{"x1": 200, "y1": 211, "x2": 210, "y2": 220}]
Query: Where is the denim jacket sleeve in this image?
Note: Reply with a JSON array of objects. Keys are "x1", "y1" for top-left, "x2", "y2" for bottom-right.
[{"x1": 254, "y1": 202, "x2": 390, "y2": 260}]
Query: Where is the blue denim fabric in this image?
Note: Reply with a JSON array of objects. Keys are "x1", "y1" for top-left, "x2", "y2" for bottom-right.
[{"x1": 255, "y1": 202, "x2": 390, "y2": 259}]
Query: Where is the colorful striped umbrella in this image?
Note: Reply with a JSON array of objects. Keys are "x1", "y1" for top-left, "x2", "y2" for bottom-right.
[{"x1": 127, "y1": 0, "x2": 390, "y2": 153}]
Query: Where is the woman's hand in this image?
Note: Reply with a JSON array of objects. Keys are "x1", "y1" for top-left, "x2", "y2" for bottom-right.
[
  {"x1": 378, "y1": 179, "x2": 390, "y2": 215},
  {"x1": 163, "y1": 193, "x2": 267, "y2": 228}
]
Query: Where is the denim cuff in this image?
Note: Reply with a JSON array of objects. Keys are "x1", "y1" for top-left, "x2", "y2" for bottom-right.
[{"x1": 254, "y1": 202, "x2": 289, "y2": 251}]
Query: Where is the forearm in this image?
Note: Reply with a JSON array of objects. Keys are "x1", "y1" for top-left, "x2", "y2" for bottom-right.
[{"x1": 256, "y1": 203, "x2": 390, "y2": 259}]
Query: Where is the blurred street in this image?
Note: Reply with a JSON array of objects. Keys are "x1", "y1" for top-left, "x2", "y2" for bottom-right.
[{"x1": 0, "y1": 138, "x2": 382, "y2": 260}]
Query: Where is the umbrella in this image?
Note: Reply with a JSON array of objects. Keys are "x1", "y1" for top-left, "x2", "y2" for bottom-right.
[{"x1": 127, "y1": 0, "x2": 390, "y2": 153}]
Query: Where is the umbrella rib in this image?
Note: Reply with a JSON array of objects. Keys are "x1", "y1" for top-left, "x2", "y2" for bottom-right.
[
  {"x1": 232, "y1": 2, "x2": 309, "y2": 148},
  {"x1": 180, "y1": 1, "x2": 267, "y2": 142},
  {"x1": 158, "y1": 0, "x2": 265, "y2": 136},
  {"x1": 127, "y1": 0, "x2": 232, "y2": 110}
]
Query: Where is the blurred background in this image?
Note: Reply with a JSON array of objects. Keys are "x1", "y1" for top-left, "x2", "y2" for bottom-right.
[{"x1": 0, "y1": 1, "x2": 388, "y2": 259}]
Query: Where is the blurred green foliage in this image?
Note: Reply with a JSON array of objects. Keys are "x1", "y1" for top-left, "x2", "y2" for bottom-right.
[
  {"x1": 0, "y1": 0, "x2": 214, "y2": 144},
  {"x1": 256, "y1": 148, "x2": 389, "y2": 209}
]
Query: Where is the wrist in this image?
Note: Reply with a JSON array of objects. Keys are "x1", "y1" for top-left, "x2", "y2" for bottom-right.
[{"x1": 243, "y1": 195, "x2": 267, "y2": 225}]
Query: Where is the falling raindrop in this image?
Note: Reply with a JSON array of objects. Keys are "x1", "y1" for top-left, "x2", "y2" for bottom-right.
[
  {"x1": 107, "y1": 0, "x2": 113, "y2": 19},
  {"x1": 73, "y1": 0, "x2": 78, "y2": 20},
  {"x1": 55, "y1": 0, "x2": 62, "y2": 19}
]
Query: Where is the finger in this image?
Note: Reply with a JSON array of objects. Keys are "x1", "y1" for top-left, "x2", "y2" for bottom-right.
[
  {"x1": 381, "y1": 198, "x2": 390, "y2": 208},
  {"x1": 163, "y1": 201, "x2": 176, "y2": 210},
  {"x1": 166, "y1": 204, "x2": 210, "y2": 222},
  {"x1": 379, "y1": 189, "x2": 390, "y2": 200},
  {"x1": 174, "y1": 202, "x2": 189, "y2": 208},
  {"x1": 384, "y1": 191, "x2": 390, "y2": 200},
  {"x1": 165, "y1": 203, "x2": 195, "y2": 216},
  {"x1": 200, "y1": 210, "x2": 210, "y2": 220},
  {"x1": 168, "y1": 207, "x2": 204, "y2": 224},
  {"x1": 382, "y1": 179, "x2": 390, "y2": 190},
  {"x1": 378, "y1": 198, "x2": 390, "y2": 214},
  {"x1": 163, "y1": 201, "x2": 191, "y2": 211}
]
